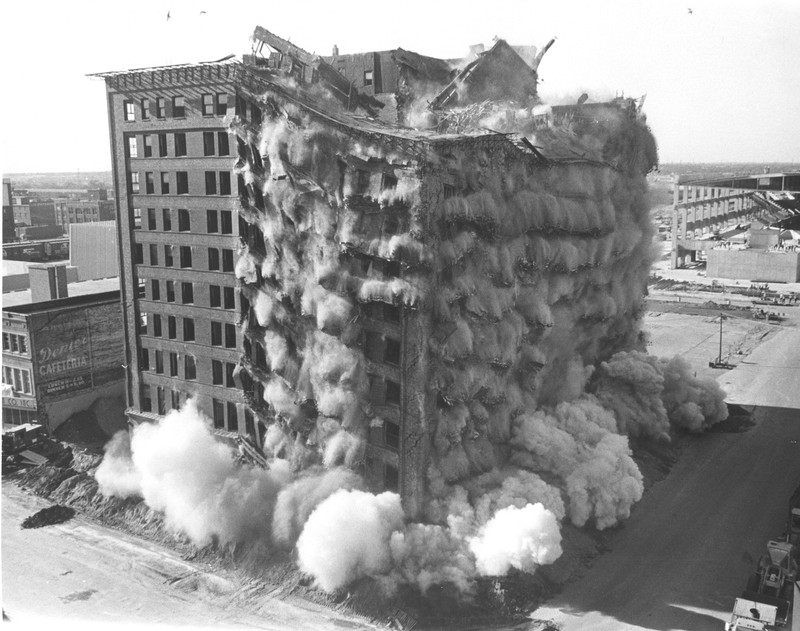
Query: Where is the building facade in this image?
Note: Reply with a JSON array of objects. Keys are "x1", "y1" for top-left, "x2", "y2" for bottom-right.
[
  {"x1": 2, "y1": 290, "x2": 125, "y2": 430},
  {"x1": 93, "y1": 61, "x2": 257, "y2": 440}
]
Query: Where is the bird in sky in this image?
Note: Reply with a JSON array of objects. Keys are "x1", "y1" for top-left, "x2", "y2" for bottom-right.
[
  {"x1": 688, "y1": 8, "x2": 693, "y2": 14},
  {"x1": 200, "y1": 10, "x2": 206, "y2": 15},
  {"x1": 166, "y1": 10, "x2": 171, "y2": 20}
]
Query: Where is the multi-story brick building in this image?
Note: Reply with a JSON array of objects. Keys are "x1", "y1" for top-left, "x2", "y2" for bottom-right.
[
  {"x1": 91, "y1": 60, "x2": 260, "y2": 440},
  {"x1": 93, "y1": 29, "x2": 657, "y2": 519},
  {"x1": 54, "y1": 189, "x2": 116, "y2": 229}
]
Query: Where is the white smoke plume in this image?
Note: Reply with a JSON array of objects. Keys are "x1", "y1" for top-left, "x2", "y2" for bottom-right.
[
  {"x1": 469, "y1": 503, "x2": 562, "y2": 576},
  {"x1": 296, "y1": 489, "x2": 405, "y2": 592},
  {"x1": 94, "y1": 430, "x2": 141, "y2": 498}
]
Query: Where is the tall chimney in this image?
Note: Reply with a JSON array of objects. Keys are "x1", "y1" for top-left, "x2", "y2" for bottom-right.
[{"x1": 332, "y1": 45, "x2": 339, "y2": 56}]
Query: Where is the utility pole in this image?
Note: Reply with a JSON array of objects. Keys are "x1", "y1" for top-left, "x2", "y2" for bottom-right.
[{"x1": 718, "y1": 312, "x2": 723, "y2": 364}]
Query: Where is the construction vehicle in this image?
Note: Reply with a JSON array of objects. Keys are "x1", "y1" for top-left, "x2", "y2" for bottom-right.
[{"x1": 745, "y1": 540, "x2": 797, "y2": 626}]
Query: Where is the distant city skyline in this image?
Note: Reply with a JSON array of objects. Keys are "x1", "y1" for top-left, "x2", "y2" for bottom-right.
[{"x1": 1, "y1": 0, "x2": 798, "y2": 173}]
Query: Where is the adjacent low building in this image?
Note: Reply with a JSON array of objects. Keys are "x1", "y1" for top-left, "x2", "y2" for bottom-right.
[{"x1": 2, "y1": 271, "x2": 125, "y2": 431}]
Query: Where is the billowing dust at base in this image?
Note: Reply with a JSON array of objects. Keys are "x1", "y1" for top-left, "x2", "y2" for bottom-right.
[{"x1": 97, "y1": 28, "x2": 727, "y2": 599}]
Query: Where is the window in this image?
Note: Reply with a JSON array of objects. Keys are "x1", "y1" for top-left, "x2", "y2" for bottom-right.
[
  {"x1": 213, "y1": 399, "x2": 225, "y2": 428},
  {"x1": 220, "y1": 210, "x2": 233, "y2": 234},
  {"x1": 207, "y1": 210, "x2": 219, "y2": 233},
  {"x1": 385, "y1": 420, "x2": 400, "y2": 449},
  {"x1": 158, "y1": 133, "x2": 168, "y2": 157},
  {"x1": 155, "y1": 350, "x2": 164, "y2": 374},
  {"x1": 151, "y1": 279, "x2": 160, "y2": 300},
  {"x1": 208, "y1": 248, "x2": 220, "y2": 271},
  {"x1": 147, "y1": 208, "x2": 157, "y2": 230},
  {"x1": 140, "y1": 348, "x2": 150, "y2": 371},
  {"x1": 212, "y1": 360, "x2": 223, "y2": 385},
  {"x1": 135, "y1": 242, "x2": 144, "y2": 263},
  {"x1": 183, "y1": 317, "x2": 195, "y2": 342},
  {"x1": 172, "y1": 96, "x2": 185, "y2": 118},
  {"x1": 168, "y1": 316, "x2": 177, "y2": 340},
  {"x1": 164, "y1": 245, "x2": 173, "y2": 267},
  {"x1": 384, "y1": 304, "x2": 401, "y2": 323},
  {"x1": 222, "y1": 249, "x2": 234, "y2": 272},
  {"x1": 165, "y1": 352, "x2": 177, "y2": 377},
  {"x1": 185, "y1": 355, "x2": 196, "y2": 380},
  {"x1": 385, "y1": 464, "x2": 399, "y2": 492},
  {"x1": 385, "y1": 337, "x2": 401, "y2": 366},
  {"x1": 225, "y1": 323, "x2": 236, "y2": 348},
  {"x1": 203, "y1": 132, "x2": 215, "y2": 156},
  {"x1": 211, "y1": 321, "x2": 222, "y2": 346},
  {"x1": 226, "y1": 362, "x2": 236, "y2": 387},
  {"x1": 176, "y1": 172, "x2": 188, "y2": 194},
  {"x1": 255, "y1": 342, "x2": 267, "y2": 369},
  {"x1": 227, "y1": 402, "x2": 238, "y2": 431},
  {"x1": 142, "y1": 385, "x2": 152, "y2": 412},
  {"x1": 181, "y1": 282, "x2": 194, "y2": 304},
  {"x1": 174, "y1": 132, "x2": 186, "y2": 157},
  {"x1": 210, "y1": 285, "x2": 221, "y2": 308},
  {"x1": 157, "y1": 386, "x2": 166, "y2": 415},
  {"x1": 205, "y1": 171, "x2": 217, "y2": 195},
  {"x1": 145, "y1": 172, "x2": 155, "y2": 194},
  {"x1": 356, "y1": 169, "x2": 370, "y2": 194},
  {"x1": 235, "y1": 95, "x2": 246, "y2": 117},
  {"x1": 202, "y1": 94, "x2": 214, "y2": 116},
  {"x1": 171, "y1": 390, "x2": 181, "y2": 410},
  {"x1": 130, "y1": 172, "x2": 140, "y2": 193},
  {"x1": 124, "y1": 100, "x2": 135, "y2": 121},
  {"x1": 149, "y1": 243, "x2": 158, "y2": 266},
  {"x1": 245, "y1": 410, "x2": 255, "y2": 437},
  {"x1": 382, "y1": 173, "x2": 398, "y2": 190},
  {"x1": 166, "y1": 280, "x2": 175, "y2": 303},
  {"x1": 157, "y1": 97, "x2": 166, "y2": 118},
  {"x1": 162, "y1": 208, "x2": 172, "y2": 231},
  {"x1": 386, "y1": 379, "x2": 400, "y2": 406},
  {"x1": 251, "y1": 104, "x2": 262, "y2": 124},
  {"x1": 128, "y1": 137, "x2": 138, "y2": 158},
  {"x1": 217, "y1": 132, "x2": 229, "y2": 156},
  {"x1": 178, "y1": 208, "x2": 190, "y2": 231},
  {"x1": 160, "y1": 172, "x2": 170, "y2": 194},
  {"x1": 224, "y1": 286, "x2": 235, "y2": 310},
  {"x1": 179, "y1": 246, "x2": 192, "y2": 268},
  {"x1": 141, "y1": 98, "x2": 150, "y2": 120},
  {"x1": 216, "y1": 92, "x2": 227, "y2": 115},
  {"x1": 152, "y1": 314, "x2": 162, "y2": 337},
  {"x1": 443, "y1": 183, "x2": 457, "y2": 199},
  {"x1": 144, "y1": 135, "x2": 153, "y2": 157},
  {"x1": 219, "y1": 172, "x2": 231, "y2": 195}
]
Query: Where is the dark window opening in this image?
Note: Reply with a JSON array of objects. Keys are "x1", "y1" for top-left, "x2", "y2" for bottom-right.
[
  {"x1": 224, "y1": 286, "x2": 235, "y2": 310},
  {"x1": 179, "y1": 245, "x2": 192, "y2": 268},
  {"x1": 443, "y1": 183, "x2": 457, "y2": 199},
  {"x1": 217, "y1": 132, "x2": 230, "y2": 156},
  {"x1": 147, "y1": 207, "x2": 156, "y2": 230},
  {"x1": 168, "y1": 316, "x2": 176, "y2": 340},
  {"x1": 162, "y1": 208, "x2": 172, "y2": 231},
  {"x1": 155, "y1": 350, "x2": 164, "y2": 374},
  {"x1": 203, "y1": 132, "x2": 215, "y2": 157},
  {"x1": 216, "y1": 93, "x2": 227, "y2": 116},
  {"x1": 211, "y1": 321, "x2": 222, "y2": 346},
  {"x1": 225, "y1": 362, "x2": 236, "y2": 388},
  {"x1": 385, "y1": 464, "x2": 399, "y2": 492},
  {"x1": 152, "y1": 314, "x2": 162, "y2": 337},
  {"x1": 385, "y1": 337, "x2": 401, "y2": 365},
  {"x1": 140, "y1": 348, "x2": 150, "y2": 371},
  {"x1": 225, "y1": 323, "x2": 236, "y2": 349},
  {"x1": 149, "y1": 243, "x2": 158, "y2": 266},
  {"x1": 143, "y1": 135, "x2": 153, "y2": 158},
  {"x1": 158, "y1": 133, "x2": 168, "y2": 157},
  {"x1": 134, "y1": 242, "x2": 143, "y2": 263},
  {"x1": 141, "y1": 385, "x2": 152, "y2": 412},
  {"x1": 151, "y1": 279, "x2": 160, "y2": 300},
  {"x1": 219, "y1": 172, "x2": 231, "y2": 195},
  {"x1": 222, "y1": 249, "x2": 234, "y2": 272},
  {"x1": 160, "y1": 172, "x2": 170, "y2": 194},
  {"x1": 385, "y1": 379, "x2": 400, "y2": 406},
  {"x1": 207, "y1": 210, "x2": 219, "y2": 233},
  {"x1": 145, "y1": 172, "x2": 154, "y2": 194},
  {"x1": 210, "y1": 285, "x2": 221, "y2": 308},
  {"x1": 181, "y1": 282, "x2": 194, "y2": 304},
  {"x1": 220, "y1": 210, "x2": 233, "y2": 234},
  {"x1": 183, "y1": 317, "x2": 195, "y2": 341},
  {"x1": 227, "y1": 402, "x2": 239, "y2": 431},
  {"x1": 166, "y1": 280, "x2": 175, "y2": 303},
  {"x1": 208, "y1": 247, "x2": 220, "y2": 271},
  {"x1": 176, "y1": 171, "x2": 188, "y2": 195},
  {"x1": 364, "y1": 330, "x2": 382, "y2": 362},
  {"x1": 174, "y1": 132, "x2": 187, "y2": 157},
  {"x1": 385, "y1": 421, "x2": 400, "y2": 449},
  {"x1": 164, "y1": 245, "x2": 173, "y2": 267},
  {"x1": 205, "y1": 171, "x2": 217, "y2": 195},
  {"x1": 178, "y1": 208, "x2": 190, "y2": 231},
  {"x1": 185, "y1": 355, "x2": 197, "y2": 380},
  {"x1": 382, "y1": 173, "x2": 398, "y2": 190},
  {"x1": 213, "y1": 399, "x2": 225, "y2": 428},
  {"x1": 212, "y1": 360, "x2": 223, "y2": 385},
  {"x1": 169, "y1": 352, "x2": 178, "y2": 376}
]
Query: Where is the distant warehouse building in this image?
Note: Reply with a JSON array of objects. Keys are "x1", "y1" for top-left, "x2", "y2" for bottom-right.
[{"x1": 2, "y1": 281, "x2": 125, "y2": 431}]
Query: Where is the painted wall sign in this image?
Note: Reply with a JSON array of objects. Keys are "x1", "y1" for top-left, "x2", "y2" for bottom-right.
[{"x1": 2, "y1": 395, "x2": 38, "y2": 410}]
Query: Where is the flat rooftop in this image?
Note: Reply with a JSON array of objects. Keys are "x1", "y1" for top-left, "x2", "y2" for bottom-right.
[{"x1": 2, "y1": 277, "x2": 120, "y2": 311}]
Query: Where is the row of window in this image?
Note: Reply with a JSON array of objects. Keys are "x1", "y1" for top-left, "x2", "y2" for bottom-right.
[
  {"x1": 141, "y1": 348, "x2": 237, "y2": 389},
  {"x1": 130, "y1": 171, "x2": 231, "y2": 196},
  {"x1": 363, "y1": 330, "x2": 401, "y2": 366},
  {"x1": 136, "y1": 278, "x2": 236, "y2": 310},
  {"x1": 124, "y1": 93, "x2": 227, "y2": 122},
  {"x1": 3, "y1": 366, "x2": 32, "y2": 395},
  {"x1": 127, "y1": 131, "x2": 230, "y2": 159},
  {"x1": 142, "y1": 314, "x2": 236, "y2": 348},
  {"x1": 136, "y1": 208, "x2": 234, "y2": 233},
  {"x1": 143, "y1": 245, "x2": 234, "y2": 271},
  {"x1": 3, "y1": 333, "x2": 28, "y2": 355}
]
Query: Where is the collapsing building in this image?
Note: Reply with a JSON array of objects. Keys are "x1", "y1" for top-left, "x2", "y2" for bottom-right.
[{"x1": 230, "y1": 29, "x2": 658, "y2": 519}]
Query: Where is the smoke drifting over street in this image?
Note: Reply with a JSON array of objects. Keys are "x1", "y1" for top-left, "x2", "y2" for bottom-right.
[{"x1": 96, "y1": 36, "x2": 730, "y2": 598}]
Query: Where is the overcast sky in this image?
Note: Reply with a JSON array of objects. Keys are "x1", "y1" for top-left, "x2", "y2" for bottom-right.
[{"x1": 1, "y1": 0, "x2": 798, "y2": 173}]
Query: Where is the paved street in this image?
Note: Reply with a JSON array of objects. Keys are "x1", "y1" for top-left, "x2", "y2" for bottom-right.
[{"x1": 532, "y1": 407, "x2": 800, "y2": 630}]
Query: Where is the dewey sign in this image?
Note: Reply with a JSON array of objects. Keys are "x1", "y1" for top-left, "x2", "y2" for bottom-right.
[{"x1": 30, "y1": 303, "x2": 127, "y2": 399}]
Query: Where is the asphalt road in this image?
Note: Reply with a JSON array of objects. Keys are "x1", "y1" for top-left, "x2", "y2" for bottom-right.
[{"x1": 532, "y1": 406, "x2": 800, "y2": 631}]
